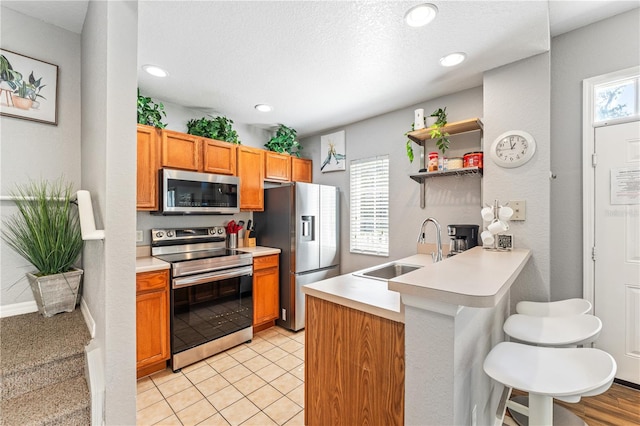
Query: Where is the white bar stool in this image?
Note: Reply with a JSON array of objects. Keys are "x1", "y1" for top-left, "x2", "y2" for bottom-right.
[
  {"x1": 484, "y1": 342, "x2": 616, "y2": 426},
  {"x1": 516, "y1": 298, "x2": 591, "y2": 316},
  {"x1": 504, "y1": 313, "x2": 602, "y2": 347}
]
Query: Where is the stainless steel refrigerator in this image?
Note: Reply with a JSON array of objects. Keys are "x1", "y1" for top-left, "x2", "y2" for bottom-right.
[{"x1": 254, "y1": 182, "x2": 340, "y2": 331}]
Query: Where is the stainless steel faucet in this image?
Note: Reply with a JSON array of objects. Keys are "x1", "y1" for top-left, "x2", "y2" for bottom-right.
[{"x1": 417, "y1": 217, "x2": 443, "y2": 263}]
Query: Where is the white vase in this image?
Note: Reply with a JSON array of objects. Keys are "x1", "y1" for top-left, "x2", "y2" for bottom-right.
[
  {"x1": 27, "y1": 268, "x2": 83, "y2": 317},
  {"x1": 426, "y1": 116, "x2": 438, "y2": 127}
]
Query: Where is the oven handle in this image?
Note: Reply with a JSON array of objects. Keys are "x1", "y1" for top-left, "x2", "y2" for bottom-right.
[{"x1": 172, "y1": 266, "x2": 253, "y2": 289}]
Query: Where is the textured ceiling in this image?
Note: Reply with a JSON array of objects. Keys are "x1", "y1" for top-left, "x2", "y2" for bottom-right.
[{"x1": 4, "y1": 1, "x2": 639, "y2": 137}]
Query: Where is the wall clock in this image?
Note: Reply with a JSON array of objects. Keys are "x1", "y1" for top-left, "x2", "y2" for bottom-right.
[{"x1": 489, "y1": 130, "x2": 536, "y2": 168}]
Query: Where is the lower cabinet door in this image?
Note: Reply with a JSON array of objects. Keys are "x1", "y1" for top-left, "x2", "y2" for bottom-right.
[
  {"x1": 136, "y1": 287, "x2": 169, "y2": 371},
  {"x1": 253, "y1": 266, "x2": 279, "y2": 326}
]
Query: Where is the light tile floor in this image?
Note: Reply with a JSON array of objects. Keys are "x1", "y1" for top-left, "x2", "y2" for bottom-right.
[{"x1": 137, "y1": 327, "x2": 305, "y2": 426}]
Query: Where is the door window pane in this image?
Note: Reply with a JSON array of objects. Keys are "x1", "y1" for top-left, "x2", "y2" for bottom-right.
[{"x1": 594, "y1": 78, "x2": 638, "y2": 122}]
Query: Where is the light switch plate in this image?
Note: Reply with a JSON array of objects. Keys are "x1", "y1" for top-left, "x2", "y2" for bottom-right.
[
  {"x1": 510, "y1": 200, "x2": 526, "y2": 221},
  {"x1": 136, "y1": 230, "x2": 143, "y2": 243}
]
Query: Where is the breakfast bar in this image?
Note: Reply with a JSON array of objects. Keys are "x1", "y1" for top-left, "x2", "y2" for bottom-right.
[{"x1": 303, "y1": 247, "x2": 531, "y2": 425}]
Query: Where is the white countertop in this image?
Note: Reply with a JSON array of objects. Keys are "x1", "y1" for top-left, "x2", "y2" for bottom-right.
[
  {"x1": 389, "y1": 247, "x2": 531, "y2": 308},
  {"x1": 302, "y1": 272, "x2": 404, "y2": 323},
  {"x1": 236, "y1": 246, "x2": 281, "y2": 256},
  {"x1": 302, "y1": 246, "x2": 531, "y2": 321},
  {"x1": 135, "y1": 256, "x2": 170, "y2": 273}
]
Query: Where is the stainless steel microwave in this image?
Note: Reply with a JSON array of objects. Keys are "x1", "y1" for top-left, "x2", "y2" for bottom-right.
[{"x1": 159, "y1": 169, "x2": 240, "y2": 215}]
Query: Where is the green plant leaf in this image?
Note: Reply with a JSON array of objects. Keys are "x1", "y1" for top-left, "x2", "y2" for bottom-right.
[
  {"x1": 137, "y1": 89, "x2": 167, "y2": 128},
  {"x1": 264, "y1": 124, "x2": 302, "y2": 156},
  {"x1": 186, "y1": 115, "x2": 241, "y2": 144}
]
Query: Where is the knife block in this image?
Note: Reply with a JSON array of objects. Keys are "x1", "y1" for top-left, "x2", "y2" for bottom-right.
[{"x1": 244, "y1": 234, "x2": 256, "y2": 247}]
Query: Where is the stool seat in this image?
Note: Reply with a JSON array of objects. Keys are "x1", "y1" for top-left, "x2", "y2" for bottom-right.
[
  {"x1": 516, "y1": 298, "x2": 591, "y2": 316},
  {"x1": 504, "y1": 314, "x2": 602, "y2": 347},
  {"x1": 484, "y1": 342, "x2": 616, "y2": 400}
]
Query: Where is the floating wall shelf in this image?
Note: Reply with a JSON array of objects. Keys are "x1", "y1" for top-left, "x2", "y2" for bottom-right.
[
  {"x1": 407, "y1": 117, "x2": 484, "y2": 209},
  {"x1": 407, "y1": 118, "x2": 483, "y2": 145},
  {"x1": 410, "y1": 166, "x2": 483, "y2": 183}
]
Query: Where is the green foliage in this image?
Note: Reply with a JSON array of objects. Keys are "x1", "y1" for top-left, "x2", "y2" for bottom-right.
[
  {"x1": 186, "y1": 115, "x2": 241, "y2": 144},
  {"x1": 405, "y1": 123, "x2": 415, "y2": 163},
  {"x1": 1, "y1": 178, "x2": 83, "y2": 276},
  {"x1": 27, "y1": 71, "x2": 46, "y2": 101},
  {"x1": 264, "y1": 124, "x2": 303, "y2": 157},
  {"x1": 0, "y1": 54, "x2": 21, "y2": 89},
  {"x1": 429, "y1": 107, "x2": 450, "y2": 154},
  {"x1": 137, "y1": 89, "x2": 167, "y2": 128}
]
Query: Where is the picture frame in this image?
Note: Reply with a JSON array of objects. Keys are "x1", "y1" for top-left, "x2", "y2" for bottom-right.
[
  {"x1": 0, "y1": 49, "x2": 59, "y2": 125},
  {"x1": 320, "y1": 130, "x2": 346, "y2": 172}
]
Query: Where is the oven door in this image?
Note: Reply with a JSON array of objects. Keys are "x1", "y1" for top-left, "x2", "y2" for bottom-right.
[{"x1": 171, "y1": 266, "x2": 253, "y2": 363}]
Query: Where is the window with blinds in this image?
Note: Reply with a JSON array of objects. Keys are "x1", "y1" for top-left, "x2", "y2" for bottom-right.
[{"x1": 350, "y1": 155, "x2": 389, "y2": 256}]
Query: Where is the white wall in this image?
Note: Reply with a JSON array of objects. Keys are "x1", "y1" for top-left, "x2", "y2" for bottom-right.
[
  {"x1": 81, "y1": 1, "x2": 137, "y2": 423},
  {"x1": 0, "y1": 7, "x2": 82, "y2": 308},
  {"x1": 300, "y1": 86, "x2": 484, "y2": 274},
  {"x1": 550, "y1": 8, "x2": 640, "y2": 301},
  {"x1": 484, "y1": 53, "x2": 551, "y2": 308}
]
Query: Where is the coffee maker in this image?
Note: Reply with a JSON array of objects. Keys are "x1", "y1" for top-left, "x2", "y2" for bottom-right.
[{"x1": 447, "y1": 224, "x2": 479, "y2": 257}]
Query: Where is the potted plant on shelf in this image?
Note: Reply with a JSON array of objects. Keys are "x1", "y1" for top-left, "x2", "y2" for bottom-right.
[
  {"x1": 137, "y1": 89, "x2": 167, "y2": 128},
  {"x1": 1, "y1": 178, "x2": 84, "y2": 317},
  {"x1": 186, "y1": 115, "x2": 241, "y2": 144},
  {"x1": 264, "y1": 124, "x2": 303, "y2": 157},
  {"x1": 429, "y1": 107, "x2": 450, "y2": 154},
  {"x1": 405, "y1": 107, "x2": 451, "y2": 162}
]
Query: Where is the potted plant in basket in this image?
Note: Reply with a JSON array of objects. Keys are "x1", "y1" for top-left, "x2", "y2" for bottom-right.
[
  {"x1": 186, "y1": 115, "x2": 241, "y2": 144},
  {"x1": 1, "y1": 178, "x2": 84, "y2": 317},
  {"x1": 264, "y1": 124, "x2": 303, "y2": 157}
]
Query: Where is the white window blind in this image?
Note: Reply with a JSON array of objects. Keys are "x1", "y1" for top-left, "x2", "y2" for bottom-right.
[{"x1": 350, "y1": 155, "x2": 389, "y2": 256}]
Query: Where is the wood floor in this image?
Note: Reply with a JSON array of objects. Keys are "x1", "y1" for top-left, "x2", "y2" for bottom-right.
[{"x1": 512, "y1": 383, "x2": 639, "y2": 425}]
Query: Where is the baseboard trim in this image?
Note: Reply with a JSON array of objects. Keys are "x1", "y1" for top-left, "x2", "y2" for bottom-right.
[
  {"x1": 80, "y1": 297, "x2": 96, "y2": 338},
  {"x1": 0, "y1": 301, "x2": 38, "y2": 318},
  {"x1": 85, "y1": 340, "x2": 105, "y2": 426}
]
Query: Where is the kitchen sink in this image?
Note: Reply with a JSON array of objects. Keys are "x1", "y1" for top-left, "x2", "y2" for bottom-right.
[{"x1": 353, "y1": 262, "x2": 423, "y2": 281}]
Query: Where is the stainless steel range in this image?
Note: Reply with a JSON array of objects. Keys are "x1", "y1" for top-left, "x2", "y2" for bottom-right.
[{"x1": 151, "y1": 227, "x2": 253, "y2": 372}]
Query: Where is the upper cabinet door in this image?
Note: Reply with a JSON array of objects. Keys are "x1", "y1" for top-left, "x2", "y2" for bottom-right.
[
  {"x1": 161, "y1": 130, "x2": 202, "y2": 171},
  {"x1": 292, "y1": 157, "x2": 312, "y2": 183},
  {"x1": 265, "y1": 151, "x2": 292, "y2": 182},
  {"x1": 136, "y1": 125, "x2": 160, "y2": 211},
  {"x1": 238, "y1": 146, "x2": 265, "y2": 211},
  {"x1": 202, "y1": 138, "x2": 237, "y2": 175}
]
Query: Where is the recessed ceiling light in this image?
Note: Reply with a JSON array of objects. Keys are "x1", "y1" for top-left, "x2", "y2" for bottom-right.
[
  {"x1": 255, "y1": 104, "x2": 273, "y2": 112},
  {"x1": 404, "y1": 3, "x2": 438, "y2": 27},
  {"x1": 142, "y1": 65, "x2": 168, "y2": 78},
  {"x1": 439, "y1": 52, "x2": 466, "y2": 67}
]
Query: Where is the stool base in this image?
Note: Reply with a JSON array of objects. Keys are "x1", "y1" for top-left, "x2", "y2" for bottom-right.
[{"x1": 508, "y1": 396, "x2": 586, "y2": 426}]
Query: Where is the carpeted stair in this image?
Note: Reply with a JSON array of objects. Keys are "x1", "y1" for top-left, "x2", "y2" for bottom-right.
[{"x1": 0, "y1": 309, "x2": 91, "y2": 425}]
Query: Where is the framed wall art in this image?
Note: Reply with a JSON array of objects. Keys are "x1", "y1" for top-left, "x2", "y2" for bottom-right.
[
  {"x1": 0, "y1": 49, "x2": 59, "y2": 125},
  {"x1": 320, "y1": 130, "x2": 346, "y2": 172}
]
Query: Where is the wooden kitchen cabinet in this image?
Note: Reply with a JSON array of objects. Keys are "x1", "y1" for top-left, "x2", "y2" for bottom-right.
[
  {"x1": 161, "y1": 129, "x2": 202, "y2": 171},
  {"x1": 264, "y1": 151, "x2": 292, "y2": 182},
  {"x1": 291, "y1": 157, "x2": 312, "y2": 183},
  {"x1": 202, "y1": 138, "x2": 237, "y2": 175},
  {"x1": 252, "y1": 254, "x2": 279, "y2": 332},
  {"x1": 137, "y1": 124, "x2": 161, "y2": 211},
  {"x1": 305, "y1": 296, "x2": 405, "y2": 425},
  {"x1": 237, "y1": 146, "x2": 265, "y2": 211},
  {"x1": 136, "y1": 269, "x2": 170, "y2": 378}
]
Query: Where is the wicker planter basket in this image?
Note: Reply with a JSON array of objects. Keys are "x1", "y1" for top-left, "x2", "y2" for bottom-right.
[{"x1": 26, "y1": 268, "x2": 83, "y2": 317}]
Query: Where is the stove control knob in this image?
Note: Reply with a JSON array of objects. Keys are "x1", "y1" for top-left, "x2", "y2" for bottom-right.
[
  {"x1": 209, "y1": 228, "x2": 215, "y2": 235},
  {"x1": 166, "y1": 231, "x2": 174, "y2": 238},
  {"x1": 155, "y1": 231, "x2": 164, "y2": 238},
  {"x1": 217, "y1": 228, "x2": 224, "y2": 234}
]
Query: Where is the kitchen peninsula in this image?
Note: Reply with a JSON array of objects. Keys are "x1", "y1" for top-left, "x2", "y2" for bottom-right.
[{"x1": 303, "y1": 247, "x2": 531, "y2": 425}]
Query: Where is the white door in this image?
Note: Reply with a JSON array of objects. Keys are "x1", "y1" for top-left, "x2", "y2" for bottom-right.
[{"x1": 594, "y1": 120, "x2": 640, "y2": 385}]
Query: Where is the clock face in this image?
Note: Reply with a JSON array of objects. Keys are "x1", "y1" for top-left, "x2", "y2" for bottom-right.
[{"x1": 490, "y1": 130, "x2": 536, "y2": 168}]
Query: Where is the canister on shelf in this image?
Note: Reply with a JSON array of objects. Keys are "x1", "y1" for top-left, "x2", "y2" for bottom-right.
[
  {"x1": 428, "y1": 152, "x2": 439, "y2": 172},
  {"x1": 463, "y1": 151, "x2": 484, "y2": 169},
  {"x1": 448, "y1": 157, "x2": 463, "y2": 170}
]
